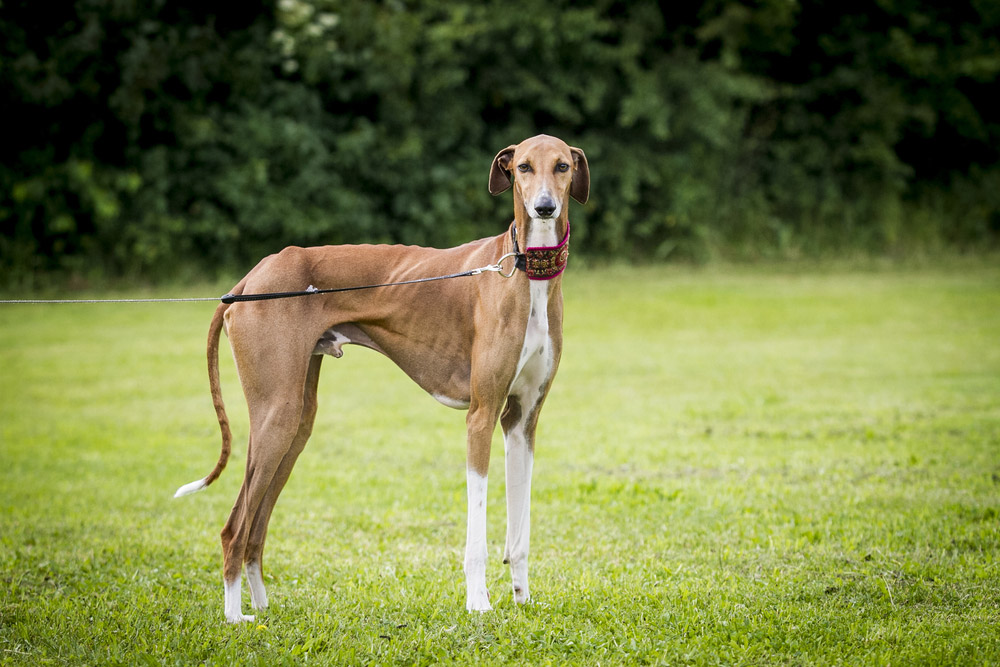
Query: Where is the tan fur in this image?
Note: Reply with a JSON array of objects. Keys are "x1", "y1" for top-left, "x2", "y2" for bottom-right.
[{"x1": 182, "y1": 134, "x2": 589, "y2": 618}]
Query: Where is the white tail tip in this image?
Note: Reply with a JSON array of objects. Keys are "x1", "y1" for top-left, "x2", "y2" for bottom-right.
[{"x1": 173, "y1": 478, "x2": 209, "y2": 498}]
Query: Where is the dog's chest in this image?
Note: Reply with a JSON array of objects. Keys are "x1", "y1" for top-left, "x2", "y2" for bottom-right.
[
  {"x1": 513, "y1": 223, "x2": 559, "y2": 382},
  {"x1": 512, "y1": 279, "x2": 554, "y2": 391}
]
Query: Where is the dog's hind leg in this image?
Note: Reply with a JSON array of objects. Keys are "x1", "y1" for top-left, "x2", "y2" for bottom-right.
[
  {"x1": 219, "y1": 345, "x2": 312, "y2": 623},
  {"x1": 244, "y1": 355, "x2": 323, "y2": 612}
]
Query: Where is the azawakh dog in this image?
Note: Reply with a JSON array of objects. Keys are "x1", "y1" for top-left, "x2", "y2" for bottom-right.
[{"x1": 175, "y1": 134, "x2": 589, "y2": 622}]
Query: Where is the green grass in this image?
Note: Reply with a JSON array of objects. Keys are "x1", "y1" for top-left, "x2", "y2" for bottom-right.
[{"x1": 2, "y1": 264, "x2": 999, "y2": 665}]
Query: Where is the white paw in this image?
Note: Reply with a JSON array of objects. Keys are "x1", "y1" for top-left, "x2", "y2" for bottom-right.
[
  {"x1": 225, "y1": 613, "x2": 256, "y2": 624},
  {"x1": 466, "y1": 589, "x2": 492, "y2": 612},
  {"x1": 246, "y1": 563, "x2": 268, "y2": 610}
]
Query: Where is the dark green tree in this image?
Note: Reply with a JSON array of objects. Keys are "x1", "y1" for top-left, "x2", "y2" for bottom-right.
[{"x1": 2, "y1": 0, "x2": 997, "y2": 286}]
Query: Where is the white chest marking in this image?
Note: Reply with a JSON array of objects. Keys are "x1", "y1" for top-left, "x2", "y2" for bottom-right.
[
  {"x1": 512, "y1": 220, "x2": 557, "y2": 392},
  {"x1": 513, "y1": 282, "x2": 551, "y2": 384}
]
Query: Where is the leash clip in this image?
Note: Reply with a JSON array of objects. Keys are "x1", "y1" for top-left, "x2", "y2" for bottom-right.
[
  {"x1": 489, "y1": 252, "x2": 521, "y2": 278},
  {"x1": 470, "y1": 253, "x2": 520, "y2": 278}
]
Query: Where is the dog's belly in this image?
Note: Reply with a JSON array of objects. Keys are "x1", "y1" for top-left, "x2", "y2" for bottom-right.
[
  {"x1": 433, "y1": 393, "x2": 472, "y2": 410},
  {"x1": 314, "y1": 322, "x2": 473, "y2": 407}
]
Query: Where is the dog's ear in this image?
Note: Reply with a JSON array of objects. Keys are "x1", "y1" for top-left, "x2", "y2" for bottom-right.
[
  {"x1": 489, "y1": 145, "x2": 517, "y2": 195},
  {"x1": 569, "y1": 146, "x2": 590, "y2": 204}
]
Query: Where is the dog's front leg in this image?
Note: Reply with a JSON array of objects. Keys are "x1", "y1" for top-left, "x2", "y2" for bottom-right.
[
  {"x1": 464, "y1": 468, "x2": 491, "y2": 611},
  {"x1": 464, "y1": 409, "x2": 494, "y2": 611}
]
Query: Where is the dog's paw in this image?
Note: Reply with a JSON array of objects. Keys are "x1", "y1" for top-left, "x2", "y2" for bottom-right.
[
  {"x1": 225, "y1": 613, "x2": 256, "y2": 624},
  {"x1": 465, "y1": 589, "x2": 492, "y2": 612}
]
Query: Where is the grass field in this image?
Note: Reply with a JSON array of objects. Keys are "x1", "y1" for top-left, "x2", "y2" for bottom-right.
[{"x1": 2, "y1": 263, "x2": 999, "y2": 665}]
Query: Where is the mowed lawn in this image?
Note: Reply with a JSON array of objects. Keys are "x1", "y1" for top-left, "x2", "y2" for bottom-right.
[{"x1": 1, "y1": 263, "x2": 998, "y2": 665}]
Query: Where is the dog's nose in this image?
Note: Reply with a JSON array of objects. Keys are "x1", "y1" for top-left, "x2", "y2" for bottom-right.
[{"x1": 533, "y1": 199, "x2": 556, "y2": 218}]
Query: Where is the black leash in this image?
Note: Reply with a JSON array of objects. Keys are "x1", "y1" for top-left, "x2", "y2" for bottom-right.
[
  {"x1": 0, "y1": 254, "x2": 521, "y2": 306},
  {"x1": 0, "y1": 223, "x2": 579, "y2": 305},
  {"x1": 220, "y1": 261, "x2": 516, "y2": 304},
  {"x1": 0, "y1": 296, "x2": 222, "y2": 304}
]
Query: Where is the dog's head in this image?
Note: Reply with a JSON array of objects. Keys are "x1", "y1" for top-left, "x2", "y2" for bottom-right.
[{"x1": 489, "y1": 135, "x2": 589, "y2": 220}]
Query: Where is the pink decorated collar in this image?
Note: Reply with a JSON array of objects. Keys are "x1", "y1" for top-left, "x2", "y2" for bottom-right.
[{"x1": 512, "y1": 223, "x2": 570, "y2": 280}]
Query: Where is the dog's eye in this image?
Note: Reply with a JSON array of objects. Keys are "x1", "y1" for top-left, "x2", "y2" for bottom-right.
[
  {"x1": 517, "y1": 163, "x2": 532, "y2": 173},
  {"x1": 556, "y1": 163, "x2": 570, "y2": 173}
]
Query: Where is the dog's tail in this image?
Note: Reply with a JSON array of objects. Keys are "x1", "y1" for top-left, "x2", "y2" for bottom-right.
[{"x1": 174, "y1": 301, "x2": 232, "y2": 498}]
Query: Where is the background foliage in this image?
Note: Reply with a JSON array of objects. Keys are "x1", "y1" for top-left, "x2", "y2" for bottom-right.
[{"x1": 2, "y1": 0, "x2": 999, "y2": 284}]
